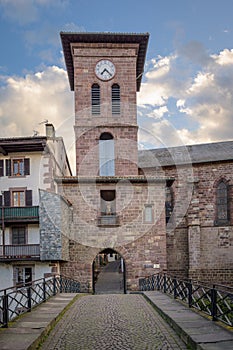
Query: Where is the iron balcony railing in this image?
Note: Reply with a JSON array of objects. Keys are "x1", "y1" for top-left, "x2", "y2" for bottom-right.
[
  {"x1": 97, "y1": 215, "x2": 120, "y2": 226},
  {"x1": 139, "y1": 273, "x2": 233, "y2": 327},
  {"x1": 0, "y1": 275, "x2": 80, "y2": 328},
  {"x1": 0, "y1": 244, "x2": 40, "y2": 259},
  {"x1": 0, "y1": 206, "x2": 39, "y2": 223}
]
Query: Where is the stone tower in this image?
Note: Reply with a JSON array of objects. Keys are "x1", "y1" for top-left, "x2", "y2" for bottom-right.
[
  {"x1": 61, "y1": 32, "x2": 149, "y2": 176},
  {"x1": 59, "y1": 32, "x2": 168, "y2": 292}
]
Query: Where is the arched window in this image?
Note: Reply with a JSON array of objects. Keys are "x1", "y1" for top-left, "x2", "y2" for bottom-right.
[
  {"x1": 216, "y1": 181, "x2": 229, "y2": 224},
  {"x1": 99, "y1": 133, "x2": 115, "y2": 176},
  {"x1": 112, "y1": 84, "x2": 120, "y2": 115},
  {"x1": 165, "y1": 186, "x2": 173, "y2": 224},
  {"x1": 100, "y1": 190, "x2": 116, "y2": 215},
  {"x1": 91, "y1": 84, "x2": 100, "y2": 115}
]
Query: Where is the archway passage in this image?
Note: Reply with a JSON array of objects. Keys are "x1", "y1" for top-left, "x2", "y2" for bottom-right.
[{"x1": 92, "y1": 248, "x2": 126, "y2": 294}]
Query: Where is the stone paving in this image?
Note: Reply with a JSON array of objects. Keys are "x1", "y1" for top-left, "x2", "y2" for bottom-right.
[
  {"x1": 40, "y1": 294, "x2": 188, "y2": 350},
  {"x1": 95, "y1": 260, "x2": 124, "y2": 294}
]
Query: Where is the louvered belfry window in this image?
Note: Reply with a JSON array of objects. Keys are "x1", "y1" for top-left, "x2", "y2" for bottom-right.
[
  {"x1": 91, "y1": 83, "x2": 100, "y2": 115},
  {"x1": 112, "y1": 84, "x2": 120, "y2": 115}
]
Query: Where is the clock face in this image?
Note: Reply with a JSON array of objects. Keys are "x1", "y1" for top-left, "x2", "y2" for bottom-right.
[{"x1": 95, "y1": 60, "x2": 116, "y2": 81}]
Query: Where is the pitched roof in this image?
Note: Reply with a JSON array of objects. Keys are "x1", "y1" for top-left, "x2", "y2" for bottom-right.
[
  {"x1": 60, "y1": 31, "x2": 149, "y2": 91},
  {"x1": 138, "y1": 140, "x2": 233, "y2": 168}
]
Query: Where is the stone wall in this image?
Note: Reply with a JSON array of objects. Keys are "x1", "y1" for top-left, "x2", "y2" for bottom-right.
[
  {"x1": 39, "y1": 189, "x2": 71, "y2": 261},
  {"x1": 144, "y1": 160, "x2": 233, "y2": 285},
  {"x1": 59, "y1": 178, "x2": 168, "y2": 292}
]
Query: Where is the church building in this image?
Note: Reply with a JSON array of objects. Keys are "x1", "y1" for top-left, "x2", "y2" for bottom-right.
[{"x1": 40, "y1": 31, "x2": 233, "y2": 292}]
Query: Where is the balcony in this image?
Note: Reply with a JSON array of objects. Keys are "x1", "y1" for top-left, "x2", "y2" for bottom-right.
[
  {"x1": 0, "y1": 206, "x2": 39, "y2": 224},
  {"x1": 0, "y1": 244, "x2": 40, "y2": 261},
  {"x1": 97, "y1": 215, "x2": 120, "y2": 227}
]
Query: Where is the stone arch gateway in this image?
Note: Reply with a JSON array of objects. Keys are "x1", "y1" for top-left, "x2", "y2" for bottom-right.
[{"x1": 92, "y1": 248, "x2": 126, "y2": 294}]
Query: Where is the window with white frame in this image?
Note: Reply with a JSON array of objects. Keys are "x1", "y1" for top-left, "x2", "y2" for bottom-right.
[{"x1": 99, "y1": 133, "x2": 115, "y2": 176}]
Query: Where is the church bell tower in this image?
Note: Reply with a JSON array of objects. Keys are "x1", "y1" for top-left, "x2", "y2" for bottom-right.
[
  {"x1": 60, "y1": 32, "x2": 149, "y2": 177},
  {"x1": 59, "y1": 32, "x2": 167, "y2": 292}
]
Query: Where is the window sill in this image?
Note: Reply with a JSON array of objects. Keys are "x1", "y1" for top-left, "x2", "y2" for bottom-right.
[{"x1": 214, "y1": 220, "x2": 230, "y2": 226}]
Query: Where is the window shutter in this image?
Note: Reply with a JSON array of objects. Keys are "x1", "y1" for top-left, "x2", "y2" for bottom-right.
[
  {"x1": 4, "y1": 191, "x2": 11, "y2": 207},
  {"x1": 112, "y1": 84, "x2": 120, "y2": 115},
  {"x1": 26, "y1": 190, "x2": 32, "y2": 206},
  {"x1": 24, "y1": 158, "x2": 30, "y2": 175},
  {"x1": 91, "y1": 84, "x2": 100, "y2": 115},
  {"x1": 5, "y1": 159, "x2": 11, "y2": 176},
  {"x1": 0, "y1": 160, "x2": 3, "y2": 176},
  {"x1": 0, "y1": 195, "x2": 2, "y2": 207}
]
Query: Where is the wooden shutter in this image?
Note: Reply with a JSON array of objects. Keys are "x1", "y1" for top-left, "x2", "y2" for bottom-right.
[
  {"x1": 26, "y1": 190, "x2": 32, "y2": 206},
  {"x1": 4, "y1": 191, "x2": 11, "y2": 207},
  {"x1": 24, "y1": 158, "x2": 30, "y2": 175},
  {"x1": 5, "y1": 159, "x2": 11, "y2": 176},
  {"x1": 0, "y1": 160, "x2": 3, "y2": 176}
]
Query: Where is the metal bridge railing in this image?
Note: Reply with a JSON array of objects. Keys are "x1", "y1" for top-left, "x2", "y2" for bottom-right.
[
  {"x1": 0, "y1": 275, "x2": 80, "y2": 328},
  {"x1": 139, "y1": 273, "x2": 233, "y2": 327}
]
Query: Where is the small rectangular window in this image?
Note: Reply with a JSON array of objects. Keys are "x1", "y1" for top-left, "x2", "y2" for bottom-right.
[
  {"x1": 144, "y1": 205, "x2": 153, "y2": 223},
  {"x1": 5, "y1": 158, "x2": 30, "y2": 177},
  {"x1": 12, "y1": 226, "x2": 26, "y2": 244},
  {"x1": 15, "y1": 266, "x2": 32, "y2": 287},
  {"x1": 13, "y1": 159, "x2": 24, "y2": 176},
  {"x1": 12, "y1": 191, "x2": 25, "y2": 206}
]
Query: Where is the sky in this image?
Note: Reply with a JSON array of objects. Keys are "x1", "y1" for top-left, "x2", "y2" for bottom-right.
[{"x1": 0, "y1": 0, "x2": 233, "y2": 172}]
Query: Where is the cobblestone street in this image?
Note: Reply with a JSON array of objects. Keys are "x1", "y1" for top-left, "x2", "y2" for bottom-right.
[{"x1": 40, "y1": 294, "x2": 187, "y2": 350}]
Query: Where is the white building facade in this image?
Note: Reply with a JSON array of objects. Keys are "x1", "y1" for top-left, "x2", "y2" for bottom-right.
[{"x1": 0, "y1": 124, "x2": 72, "y2": 290}]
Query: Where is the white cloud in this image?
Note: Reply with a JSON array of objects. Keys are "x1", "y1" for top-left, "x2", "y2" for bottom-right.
[
  {"x1": 212, "y1": 48, "x2": 233, "y2": 65},
  {"x1": 138, "y1": 44, "x2": 233, "y2": 147},
  {"x1": 0, "y1": 66, "x2": 75, "y2": 169},
  {"x1": 138, "y1": 56, "x2": 176, "y2": 106}
]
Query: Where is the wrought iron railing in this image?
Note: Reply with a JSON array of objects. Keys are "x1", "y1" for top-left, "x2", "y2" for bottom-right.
[
  {"x1": 0, "y1": 275, "x2": 80, "y2": 328},
  {"x1": 0, "y1": 244, "x2": 40, "y2": 258},
  {"x1": 0, "y1": 206, "x2": 39, "y2": 222},
  {"x1": 139, "y1": 273, "x2": 233, "y2": 327}
]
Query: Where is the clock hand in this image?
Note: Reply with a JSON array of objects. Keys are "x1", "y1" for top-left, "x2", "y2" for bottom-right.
[{"x1": 101, "y1": 68, "x2": 112, "y2": 76}]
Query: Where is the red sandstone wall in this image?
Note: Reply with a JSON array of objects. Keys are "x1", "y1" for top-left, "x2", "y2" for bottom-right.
[{"x1": 59, "y1": 180, "x2": 167, "y2": 291}]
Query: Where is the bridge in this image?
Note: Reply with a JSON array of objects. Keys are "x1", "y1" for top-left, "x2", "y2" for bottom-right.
[{"x1": 0, "y1": 267, "x2": 233, "y2": 349}]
